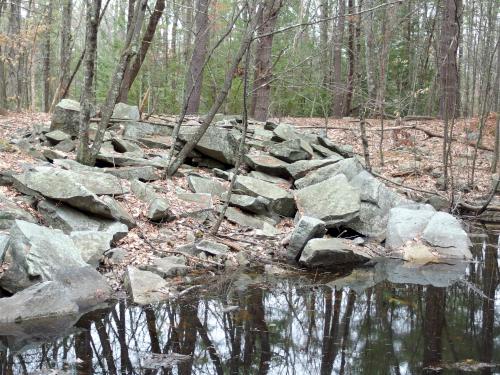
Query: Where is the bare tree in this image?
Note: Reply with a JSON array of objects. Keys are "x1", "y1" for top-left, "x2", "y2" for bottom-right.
[
  {"x1": 331, "y1": 0, "x2": 346, "y2": 118},
  {"x1": 167, "y1": 2, "x2": 265, "y2": 176},
  {"x1": 249, "y1": 0, "x2": 283, "y2": 122},
  {"x1": 42, "y1": 0, "x2": 53, "y2": 112},
  {"x1": 184, "y1": 0, "x2": 211, "y2": 114},
  {"x1": 117, "y1": 0, "x2": 166, "y2": 103}
]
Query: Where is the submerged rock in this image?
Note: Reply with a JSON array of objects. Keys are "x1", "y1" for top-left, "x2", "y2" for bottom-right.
[
  {"x1": 124, "y1": 266, "x2": 169, "y2": 305},
  {"x1": 386, "y1": 207, "x2": 472, "y2": 260},
  {"x1": 299, "y1": 238, "x2": 371, "y2": 268}
]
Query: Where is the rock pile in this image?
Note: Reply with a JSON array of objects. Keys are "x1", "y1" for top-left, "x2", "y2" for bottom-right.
[{"x1": 0, "y1": 100, "x2": 473, "y2": 318}]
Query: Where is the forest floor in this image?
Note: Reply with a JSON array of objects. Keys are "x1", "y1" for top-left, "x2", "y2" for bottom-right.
[{"x1": 0, "y1": 111, "x2": 498, "y2": 290}]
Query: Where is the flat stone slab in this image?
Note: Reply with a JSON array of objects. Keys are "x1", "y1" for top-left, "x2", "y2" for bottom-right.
[
  {"x1": 294, "y1": 158, "x2": 363, "y2": 189},
  {"x1": 295, "y1": 174, "x2": 360, "y2": 227},
  {"x1": 244, "y1": 154, "x2": 290, "y2": 178},
  {"x1": 287, "y1": 216, "x2": 326, "y2": 261},
  {"x1": 188, "y1": 174, "x2": 226, "y2": 196},
  {"x1": 0, "y1": 193, "x2": 36, "y2": 229},
  {"x1": 285, "y1": 158, "x2": 341, "y2": 180},
  {"x1": 299, "y1": 238, "x2": 371, "y2": 268},
  {"x1": 234, "y1": 175, "x2": 295, "y2": 217}
]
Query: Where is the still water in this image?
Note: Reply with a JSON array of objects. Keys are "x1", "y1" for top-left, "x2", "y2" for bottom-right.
[{"x1": 0, "y1": 226, "x2": 499, "y2": 375}]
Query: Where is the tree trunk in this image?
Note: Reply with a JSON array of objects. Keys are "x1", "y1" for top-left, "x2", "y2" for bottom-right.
[
  {"x1": 331, "y1": 0, "x2": 346, "y2": 118},
  {"x1": 7, "y1": 0, "x2": 21, "y2": 110},
  {"x1": 117, "y1": 0, "x2": 166, "y2": 103},
  {"x1": 0, "y1": 1, "x2": 6, "y2": 109},
  {"x1": 49, "y1": 0, "x2": 73, "y2": 111},
  {"x1": 183, "y1": 0, "x2": 194, "y2": 62},
  {"x1": 319, "y1": 0, "x2": 330, "y2": 86},
  {"x1": 167, "y1": 3, "x2": 264, "y2": 176},
  {"x1": 184, "y1": 0, "x2": 211, "y2": 114},
  {"x1": 438, "y1": 0, "x2": 461, "y2": 119},
  {"x1": 343, "y1": 0, "x2": 355, "y2": 116},
  {"x1": 77, "y1": 0, "x2": 102, "y2": 165},
  {"x1": 249, "y1": 0, "x2": 283, "y2": 122},
  {"x1": 42, "y1": 0, "x2": 53, "y2": 112}
]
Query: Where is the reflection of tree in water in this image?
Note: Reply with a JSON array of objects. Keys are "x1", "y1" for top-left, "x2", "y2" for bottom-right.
[{"x1": 1, "y1": 233, "x2": 499, "y2": 374}]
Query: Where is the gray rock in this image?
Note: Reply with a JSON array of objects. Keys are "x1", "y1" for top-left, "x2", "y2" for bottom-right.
[
  {"x1": 105, "y1": 247, "x2": 128, "y2": 264},
  {"x1": 131, "y1": 179, "x2": 158, "y2": 202},
  {"x1": 295, "y1": 158, "x2": 363, "y2": 189},
  {"x1": 54, "y1": 138, "x2": 75, "y2": 152},
  {"x1": 295, "y1": 174, "x2": 360, "y2": 227},
  {"x1": 248, "y1": 171, "x2": 291, "y2": 187},
  {"x1": 13, "y1": 166, "x2": 128, "y2": 196},
  {"x1": 0, "y1": 193, "x2": 36, "y2": 229},
  {"x1": 227, "y1": 194, "x2": 270, "y2": 215},
  {"x1": 244, "y1": 154, "x2": 290, "y2": 177},
  {"x1": 347, "y1": 171, "x2": 412, "y2": 239},
  {"x1": 311, "y1": 143, "x2": 339, "y2": 158},
  {"x1": 112, "y1": 103, "x2": 140, "y2": 121},
  {"x1": 385, "y1": 206, "x2": 436, "y2": 250},
  {"x1": 138, "y1": 136, "x2": 172, "y2": 149},
  {"x1": 179, "y1": 126, "x2": 245, "y2": 165},
  {"x1": 124, "y1": 266, "x2": 169, "y2": 305},
  {"x1": 195, "y1": 239, "x2": 229, "y2": 256},
  {"x1": 0, "y1": 282, "x2": 78, "y2": 324},
  {"x1": 234, "y1": 175, "x2": 295, "y2": 217},
  {"x1": 50, "y1": 99, "x2": 82, "y2": 136},
  {"x1": 299, "y1": 238, "x2": 371, "y2": 268},
  {"x1": 225, "y1": 207, "x2": 278, "y2": 235},
  {"x1": 422, "y1": 212, "x2": 472, "y2": 259},
  {"x1": 269, "y1": 139, "x2": 311, "y2": 163},
  {"x1": 285, "y1": 158, "x2": 341, "y2": 179},
  {"x1": 272, "y1": 123, "x2": 318, "y2": 144},
  {"x1": 45, "y1": 130, "x2": 70, "y2": 144},
  {"x1": 0, "y1": 220, "x2": 87, "y2": 293},
  {"x1": 112, "y1": 137, "x2": 142, "y2": 153},
  {"x1": 176, "y1": 192, "x2": 213, "y2": 221},
  {"x1": 96, "y1": 150, "x2": 154, "y2": 168},
  {"x1": 144, "y1": 256, "x2": 188, "y2": 278},
  {"x1": 103, "y1": 166, "x2": 160, "y2": 181},
  {"x1": 188, "y1": 174, "x2": 226, "y2": 196},
  {"x1": 123, "y1": 121, "x2": 174, "y2": 139},
  {"x1": 317, "y1": 137, "x2": 355, "y2": 158},
  {"x1": 0, "y1": 234, "x2": 9, "y2": 262},
  {"x1": 37, "y1": 200, "x2": 129, "y2": 241},
  {"x1": 147, "y1": 198, "x2": 174, "y2": 222},
  {"x1": 70, "y1": 231, "x2": 113, "y2": 267},
  {"x1": 287, "y1": 216, "x2": 326, "y2": 261},
  {"x1": 42, "y1": 148, "x2": 67, "y2": 161}
]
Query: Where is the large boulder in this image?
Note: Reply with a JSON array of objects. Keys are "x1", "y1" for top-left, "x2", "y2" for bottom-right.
[
  {"x1": 234, "y1": 175, "x2": 295, "y2": 217},
  {"x1": 347, "y1": 171, "x2": 411, "y2": 239},
  {"x1": 50, "y1": 99, "x2": 82, "y2": 136},
  {"x1": 103, "y1": 166, "x2": 160, "y2": 181},
  {"x1": 112, "y1": 103, "x2": 140, "y2": 121},
  {"x1": 386, "y1": 207, "x2": 472, "y2": 260},
  {"x1": 385, "y1": 206, "x2": 436, "y2": 250},
  {"x1": 422, "y1": 212, "x2": 472, "y2": 259},
  {"x1": 0, "y1": 282, "x2": 79, "y2": 324},
  {"x1": 179, "y1": 126, "x2": 245, "y2": 165},
  {"x1": 272, "y1": 123, "x2": 318, "y2": 144},
  {"x1": 244, "y1": 154, "x2": 290, "y2": 178},
  {"x1": 285, "y1": 158, "x2": 341, "y2": 180},
  {"x1": 124, "y1": 266, "x2": 169, "y2": 305},
  {"x1": 269, "y1": 139, "x2": 312, "y2": 163},
  {"x1": 227, "y1": 194, "x2": 270, "y2": 215},
  {"x1": 0, "y1": 193, "x2": 36, "y2": 229},
  {"x1": 187, "y1": 174, "x2": 226, "y2": 197},
  {"x1": 70, "y1": 231, "x2": 113, "y2": 267},
  {"x1": 287, "y1": 216, "x2": 326, "y2": 261},
  {"x1": 13, "y1": 167, "x2": 134, "y2": 226},
  {"x1": 37, "y1": 200, "x2": 129, "y2": 241},
  {"x1": 295, "y1": 174, "x2": 360, "y2": 227},
  {"x1": 225, "y1": 207, "x2": 278, "y2": 236},
  {"x1": 294, "y1": 157, "x2": 363, "y2": 189},
  {"x1": 0, "y1": 220, "x2": 87, "y2": 293},
  {"x1": 299, "y1": 238, "x2": 371, "y2": 268}
]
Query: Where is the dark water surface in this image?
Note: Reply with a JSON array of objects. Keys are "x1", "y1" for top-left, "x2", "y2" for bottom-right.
[{"x1": 1, "y1": 226, "x2": 499, "y2": 375}]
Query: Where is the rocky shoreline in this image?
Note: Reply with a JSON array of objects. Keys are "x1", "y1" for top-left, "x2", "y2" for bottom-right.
[{"x1": 0, "y1": 100, "x2": 473, "y2": 323}]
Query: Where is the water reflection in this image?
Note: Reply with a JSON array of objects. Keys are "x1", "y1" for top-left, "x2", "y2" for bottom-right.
[{"x1": 0, "y1": 228, "x2": 498, "y2": 375}]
